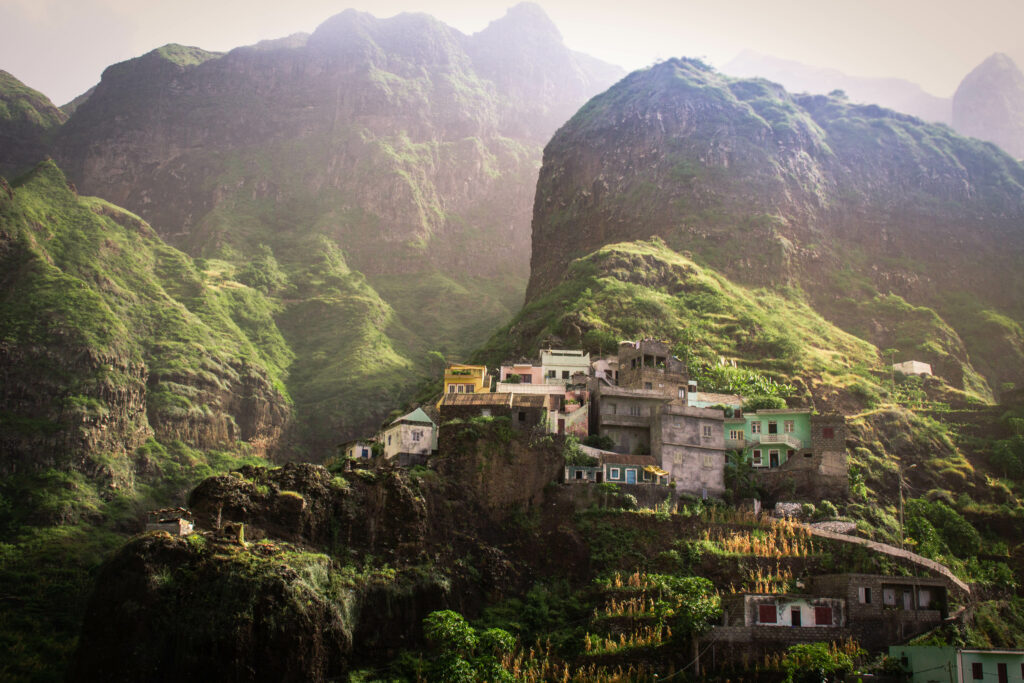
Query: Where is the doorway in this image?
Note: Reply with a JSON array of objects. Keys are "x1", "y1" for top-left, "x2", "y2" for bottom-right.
[
  {"x1": 769, "y1": 450, "x2": 780, "y2": 468},
  {"x1": 625, "y1": 469, "x2": 636, "y2": 484},
  {"x1": 791, "y1": 608, "x2": 801, "y2": 627}
]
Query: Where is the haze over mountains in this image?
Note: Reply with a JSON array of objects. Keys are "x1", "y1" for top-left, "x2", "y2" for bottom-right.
[
  {"x1": 1, "y1": 2, "x2": 623, "y2": 454},
  {"x1": 724, "y1": 49, "x2": 1024, "y2": 159}
]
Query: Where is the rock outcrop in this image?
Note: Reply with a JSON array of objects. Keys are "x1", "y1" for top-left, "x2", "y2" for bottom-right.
[{"x1": 953, "y1": 52, "x2": 1024, "y2": 160}]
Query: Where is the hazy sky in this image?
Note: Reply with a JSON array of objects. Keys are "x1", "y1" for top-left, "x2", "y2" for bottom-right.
[{"x1": 2, "y1": 0, "x2": 1022, "y2": 105}]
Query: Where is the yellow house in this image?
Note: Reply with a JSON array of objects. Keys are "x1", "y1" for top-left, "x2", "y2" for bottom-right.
[{"x1": 439, "y1": 364, "x2": 490, "y2": 406}]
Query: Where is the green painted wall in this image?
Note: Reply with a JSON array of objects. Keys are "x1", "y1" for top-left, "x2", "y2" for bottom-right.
[{"x1": 723, "y1": 410, "x2": 812, "y2": 468}]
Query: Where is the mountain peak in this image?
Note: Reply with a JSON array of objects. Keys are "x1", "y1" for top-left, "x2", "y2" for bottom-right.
[
  {"x1": 953, "y1": 52, "x2": 1024, "y2": 158},
  {"x1": 477, "y1": 2, "x2": 562, "y2": 42}
]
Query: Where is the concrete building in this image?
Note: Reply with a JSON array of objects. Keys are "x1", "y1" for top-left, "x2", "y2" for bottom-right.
[
  {"x1": 616, "y1": 340, "x2": 688, "y2": 400},
  {"x1": 591, "y1": 356, "x2": 619, "y2": 383},
  {"x1": 889, "y1": 646, "x2": 1024, "y2": 683},
  {"x1": 340, "y1": 439, "x2": 376, "y2": 461},
  {"x1": 591, "y1": 383, "x2": 670, "y2": 455},
  {"x1": 724, "y1": 593, "x2": 845, "y2": 628},
  {"x1": 440, "y1": 364, "x2": 491, "y2": 406},
  {"x1": 652, "y1": 404, "x2": 726, "y2": 497},
  {"x1": 893, "y1": 360, "x2": 933, "y2": 376},
  {"x1": 439, "y1": 392, "x2": 547, "y2": 432},
  {"x1": 540, "y1": 348, "x2": 591, "y2": 384},
  {"x1": 380, "y1": 407, "x2": 437, "y2": 466},
  {"x1": 498, "y1": 361, "x2": 544, "y2": 384}
]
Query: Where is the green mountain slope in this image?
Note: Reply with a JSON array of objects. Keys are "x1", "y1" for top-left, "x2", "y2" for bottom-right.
[
  {"x1": 0, "y1": 70, "x2": 66, "y2": 177},
  {"x1": 524, "y1": 58, "x2": 1024, "y2": 401},
  {"x1": 0, "y1": 160, "x2": 297, "y2": 679}
]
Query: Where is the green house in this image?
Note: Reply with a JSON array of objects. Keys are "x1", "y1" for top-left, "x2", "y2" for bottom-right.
[
  {"x1": 722, "y1": 409, "x2": 813, "y2": 469},
  {"x1": 889, "y1": 646, "x2": 1024, "y2": 683}
]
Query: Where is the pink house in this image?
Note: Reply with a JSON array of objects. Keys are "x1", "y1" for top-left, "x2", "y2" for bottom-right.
[{"x1": 498, "y1": 362, "x2": 544, "y2": 384}]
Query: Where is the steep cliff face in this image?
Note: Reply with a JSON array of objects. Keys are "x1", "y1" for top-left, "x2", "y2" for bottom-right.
[
  {"x1": 0, "y1": 70, "x2": 66, "y2": 176},
  {"x1": 953, "y1": 53, "x2": 1024, "y2": 160},
  {"x1": 51, "y1": 4, "x2": 622, "y2": 450},
  {"x1": 0, "y1": 161, "x2": 290, "y2": 477},
  {"x1": 524, "y1": 59, "x2": 1024, "y2": 396}
]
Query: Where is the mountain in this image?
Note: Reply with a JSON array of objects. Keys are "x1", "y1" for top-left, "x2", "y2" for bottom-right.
[
  {"x1": 723, "y1": 50, "x2": 952, "y2": 123},
  {"x1": 0, "y1": 70, "x2": 67, "y2": 176},
  {"x1": 953, "y1": 53, "x2": 1024, "y2": 160},
  {"x1": 49, "y1": 4, "x2": 623, "y2": 453},
  {"x1": 514, "y1": 58, "x2": 1024, "y2": 402}
]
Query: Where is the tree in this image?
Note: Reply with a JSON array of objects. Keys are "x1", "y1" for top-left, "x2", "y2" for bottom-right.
[
  {"x1": 781, "y1": 642, "x2": 860, "y2": 683},
  {"x1": 422, "y1": 610, "x2": 515, "y2": 682}
]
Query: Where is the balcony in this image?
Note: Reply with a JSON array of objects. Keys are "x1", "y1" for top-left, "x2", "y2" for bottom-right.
[
  {"x1": 725, "y1": 437, "x2": 749, "y2": 449},
  {"x1": 754, "y1": 432, "x2": 803, "y2": 449},
  {"x1": 600, "y1": 414, "x2": 649, "y2": 428}
]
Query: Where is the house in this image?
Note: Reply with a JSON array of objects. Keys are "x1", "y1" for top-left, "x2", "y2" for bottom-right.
[
  {"x1": 723, "y1": 409, "x2": 848, "y2": 498},
  {"x1": 439, "y1": 363, "x2": 491, "y2": 407},
  {"x1": 889, "y1": 646, "x2": 1024, "y2": 683},
  {"x1": 708, "y1": 573, "x2": 957, "y2": 663},
  {"x1": 893, "y1": 360, "x2": 933, "y2": 376},
  {"x1": 811, "y1": 573, "x2": 949, "y2": 647},
  {"x1": 380, "y1": 407, "x2": 437, "y2": 466},
  {"x1": 498, "y1": 360, "x2": 544, "y2": 384},
  {"x1": 651, "y1": 404, "x2": 726, "y2": 497},
  {"x1": 439, "y1": 392, "x2": 547, "y2": 431},
  {"x1": 616, "y1": 339, "x2": 688, "y2": 400},
  {"x1": 601, "y1": 453, "x2": 668, "y2": 485},
  {"x1": 723, "y1": 593, "x2": 845, "y2": 629},
  {"x1": 588, "y1": 339, "x2": 726, "y2": 496},
  {"x1": 540, "y1": 348, "x2": 591, "y2": 384},
  {"x1": 146, "y1": 508, "x2": 194, "y2": 536},
  {"x1": 498, "y1": 351, "x2": 592, "y2": 436},
  {"x1": 340, "y1": 438, "x2": 376, "y2": 461}
]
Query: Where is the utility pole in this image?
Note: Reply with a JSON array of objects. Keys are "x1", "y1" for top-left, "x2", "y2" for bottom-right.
[{"x1": 898, "y1": 463, "x2": 916, "y2": 550}]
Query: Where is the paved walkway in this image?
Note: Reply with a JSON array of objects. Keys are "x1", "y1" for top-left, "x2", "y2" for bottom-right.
[{"x1": 802, "y1": 525, "x2": 972, "y2": 595}]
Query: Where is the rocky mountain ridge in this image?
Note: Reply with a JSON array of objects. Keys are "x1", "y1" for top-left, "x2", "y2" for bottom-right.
[
  {"x1": 12, "y1": 3, "x2": 623, "y2": 452},
  {"x1": 521, "y1": 58, "x2": 1024, "y2": 399}
]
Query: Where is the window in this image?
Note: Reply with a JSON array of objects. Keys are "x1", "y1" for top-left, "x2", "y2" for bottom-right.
[
  {"x1": 518, "y1": 411, "x2": 526, "y2": 422},
  {"x1": 784, "y1": 420, "x2": 795, "y2": 433},
  {"x1": 412, "y1": 431, "x2": 422, "y2": 442},
  {"x1": 481, "y1": 409, "x2": 491, "y2": 417},
  {"x1": 609, "y1": 468, "x2": 621, "y2": 480},
  {"x1": 574, "y1": 470, "x2": 583, "y2": 480},
  {"x1": 629, "y1": 404, "x2": 641, "y2": 416},
  {"x1": 823, "y1": 427, "x2": 835, "y2": 439},
  {"x1": 751, "y1": 422, "x2": 762, "y2": 434},
  {"x1": 753, "y1": 449, "x2": 762, "y2": 465},
  {"x1": 522, "y1": 375, "x2": 532, "y2": 383},
  {"x1": 757, "y1": 604, "x2": 777, "y2": 624},
  {"x1": 361, "y1": 448, "x2": 369, "y2": 458},
  {"x1": 858, "y1": 587, "x2": 871, "y2": 604},
  {"x1": 702, "y1": 455, "x2": 713, "y2": 468},
  {"x1": 466, "y1": 385, "x2": 474, "y2": 393},
  {"x1": 547, "y1": 370, "x2": 556, "y2": 378},
  {"x1": 560, "y1": 370, "x2": 569, "y2": 379},
  {"x1": 457, "y1": 384, "x2": 465, "y2": 393},
  {"x1": 971, "y1": 663, "x2": 982, "y2": 680},
  {"x1": 813, "y1": 606, "x2": 833, "y2": 625},
  {"x1": 678, "y1": 386, "x2": 686, "y2": 399},
  {"x1": 642, "y1": 470, "x2": 652, "y2": 481},
  {"x1": 768, "y1": 420, "x2": 778, "y2": 434},
  {"x1": 387, "y1": 435, "x2": 392, "y2": 445},
  {"x1": 918, "y1": 589, "x2": 930, "y2": 608},
  {"x1": 673, "y1": 454, "x2": 683, "y2": 465},
  {"x1": 883, "y1": 588, "x2": 896, "y2": 606},
  {"x1": 729, "y1": 430, "x2": 741, "y2": 440},
  {"x1": 448, "y1": 385, "x2": 456, "y2": 393},
  {"x1": 702, "y1": 425, "x2": 712, "y2": 438},
  {"x1": 644, "y1": 382, "x2": 653, "y2": 390}
]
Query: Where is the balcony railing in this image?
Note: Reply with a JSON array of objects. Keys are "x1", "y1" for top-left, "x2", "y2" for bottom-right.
[
  {"x1": 600, "y1": 414, "x2": 649, "y2": 427},
  {"x1": 754, "y1": 432, "x2": 803, "y2": 449}
]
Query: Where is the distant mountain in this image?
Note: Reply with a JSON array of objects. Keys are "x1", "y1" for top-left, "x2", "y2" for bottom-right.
[
  {"x1": 953, "y1": 53, "x2": 1024, "y2": 159},
  {"x1": 0, "y1": 70, "x2": 67, "y2": 176},
  {"x1": 723, "y1": 50, "x2": 952, "y2": 123},
  {"x1": 41, "y1": 4, "x2": 622, "y2": 454},
  {"x1": 508, "y1": 58, "x2": 1024, "y2": 405}
]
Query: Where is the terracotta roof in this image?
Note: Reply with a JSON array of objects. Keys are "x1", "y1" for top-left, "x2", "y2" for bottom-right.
[
  {"x1": 601, "y1": 454, "x2": 658, "y2": 467},
  {"x1": 441, "y1": 393, "x2": 546, "y2": 408}
]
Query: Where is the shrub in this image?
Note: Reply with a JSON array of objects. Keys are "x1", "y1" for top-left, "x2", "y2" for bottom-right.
[
  {"x1": 801, "y1": 502, "x2": 816, "y2": 518},
  {"x1": 814, "y1": 500, "x2": 838, "y2": 520},
  {"x1": 583, "y1": 434, "x2": 615, "y2": 450},
  {"x1": 743, "y1": 395, "x2": 787, "y2": 411}
]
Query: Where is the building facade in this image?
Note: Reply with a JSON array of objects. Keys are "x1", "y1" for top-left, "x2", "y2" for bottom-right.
[
  {"x1": 652, "y1": 404, "x2": 726, "y2": 497},
  {"x1": 380, "y1": 408, "x2": 437, "y2": 466},
  {"x1": 540, "y1": 349, "x2": 591, "y2": 384},
  {"x1": 889, "y1": 646, "x2": 1024, "y2": 683},
  {"x1": 440, "y1": 364, "x2": 491, "y2": 403}
]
